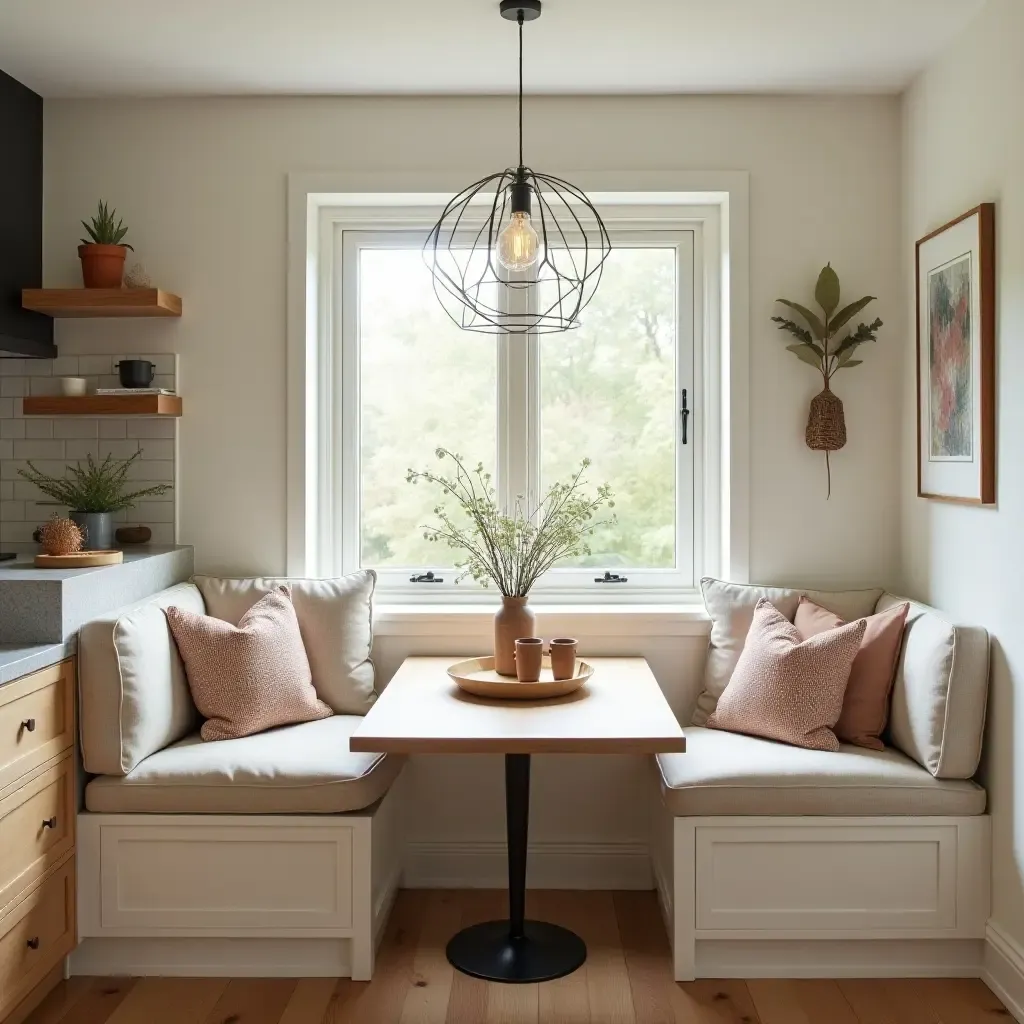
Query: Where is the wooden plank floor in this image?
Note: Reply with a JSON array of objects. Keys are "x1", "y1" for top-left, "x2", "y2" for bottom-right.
[{"x1": 27, "y1": 890, "x2": 1010, "y2": 1024}]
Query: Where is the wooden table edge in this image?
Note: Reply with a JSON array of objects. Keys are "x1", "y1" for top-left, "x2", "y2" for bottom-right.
[{"x1": 349, "y1": 737, "x2": 687, "y2": 754}]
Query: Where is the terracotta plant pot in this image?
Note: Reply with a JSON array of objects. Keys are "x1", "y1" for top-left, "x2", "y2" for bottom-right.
[
  {"x1": 78, "y1": 244, "x2": 128, "y2": 288},
  {"x1": 494, "y1": 596, "x2": 537, "y2": 677}
]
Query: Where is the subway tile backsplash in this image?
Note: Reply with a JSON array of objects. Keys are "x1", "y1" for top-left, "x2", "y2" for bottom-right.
[{"x1": 0, "y1": 354, "x2": 178, "y2": 547}]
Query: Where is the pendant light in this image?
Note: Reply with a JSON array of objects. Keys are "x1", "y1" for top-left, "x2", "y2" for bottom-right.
[{"x1": 424, "y1": 0, "x2": 611, "y2": 334}]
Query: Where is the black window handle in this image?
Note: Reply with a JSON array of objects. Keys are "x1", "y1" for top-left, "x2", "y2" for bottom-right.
[
  {"x1": 42, "y1": 817, "x2": 57, "y2": 829},
  {"x1": 680, "y1": 389, "x2": 690, "y2": 445},
  {"x1": 21, "y1": 718, "x2": 36, "y2": 733},
  {"x1": 595, "y1": 571, "x2": 628, "y2": 584},
  {"x1": 410, "y1": 571, "x2": 444, "y2": 584}
]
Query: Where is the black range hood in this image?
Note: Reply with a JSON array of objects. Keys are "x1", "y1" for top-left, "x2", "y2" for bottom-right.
[{"x1": 0, "y1": 68, "x2": 55, "y2": 360}]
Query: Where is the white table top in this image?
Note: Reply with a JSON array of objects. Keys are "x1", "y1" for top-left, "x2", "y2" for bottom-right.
[{"x1": 349, "y1": 656, "x2": 686, "y2": 755}]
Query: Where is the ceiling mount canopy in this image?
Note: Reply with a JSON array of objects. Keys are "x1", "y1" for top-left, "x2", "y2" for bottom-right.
[{"x1": 423, "y1": 0, "x2": 611, "y2": 335}]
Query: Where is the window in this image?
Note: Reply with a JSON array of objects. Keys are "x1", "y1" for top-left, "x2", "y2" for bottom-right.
[{"x1": 315, "y1": 202, "x2": 714, "y2": 601}]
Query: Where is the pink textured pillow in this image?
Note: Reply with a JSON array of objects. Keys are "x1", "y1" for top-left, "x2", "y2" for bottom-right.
[
  {"x1": 707, "y1": 599, "x2": 866, "y2": 751},
  {"x1": 166, "y1": 586, "x2": 332, "y2": 742},
  {"x1": 795, "y1": 596, "x2": 910, "y2": 751}
]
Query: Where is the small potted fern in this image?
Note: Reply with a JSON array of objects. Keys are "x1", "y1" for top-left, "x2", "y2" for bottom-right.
[
  {"x1": 18, "y1": 452, "x2": 170, "y2": 551},
  {"x1": 79, "y1": 201, "x2": 134, "y2": 288}
]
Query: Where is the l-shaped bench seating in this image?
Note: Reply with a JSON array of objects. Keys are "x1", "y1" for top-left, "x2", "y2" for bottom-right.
[
  {"x1": 651, "y1": 582, "x2": 991, "y2": 980},
  {"x1": 71, "y1": 575, "x2": 990, "y2": 980}
]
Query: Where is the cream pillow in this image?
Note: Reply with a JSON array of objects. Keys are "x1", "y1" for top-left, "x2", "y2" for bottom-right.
[
  {"x1": 167, "y1": 587, "x2": 332, "y2": 742},
  {"x1": 194, "y1": 571, "x2": 377, "y2": 715},
  {"x1": 707, "y1": 599, "x2": 866, "y2": 751},
  {"x1": 78, "y1": 582, "x2": 204, "y2": 776}
]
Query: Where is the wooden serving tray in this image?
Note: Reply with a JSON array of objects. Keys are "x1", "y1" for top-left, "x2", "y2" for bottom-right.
[
  {"x1": 34, "y1": 550, "x2": 124, "y2": 568},
  {"x1": 447, "y1": 656, "x2": 593, "y2": 700}
]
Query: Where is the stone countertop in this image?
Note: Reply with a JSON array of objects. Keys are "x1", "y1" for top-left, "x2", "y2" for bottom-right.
[
  {"x1": 0, "y1": 545, "x2": 194, "y2": 645},
  {"x1": 0, "y1": 638, "x2": 76, "y2": 685},
  {"x1": 0, "y1": 546, "x2": 185, "y2": 581}
]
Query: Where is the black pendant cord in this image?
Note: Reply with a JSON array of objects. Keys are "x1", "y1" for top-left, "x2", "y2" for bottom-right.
[{"x1": 517, "y1": 9, "x2": 524, "y2": 171}]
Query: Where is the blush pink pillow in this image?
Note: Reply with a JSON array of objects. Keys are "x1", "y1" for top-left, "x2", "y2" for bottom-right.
[
  {"x1": 795, "y1": 596, "x2": 910, "y2": 751},
  {"x1": 707, "y1": 599, "x2": 866, "y2": 751},
  {"x1": 166, "y1": 586, "x2": 332, "y2": 742}
]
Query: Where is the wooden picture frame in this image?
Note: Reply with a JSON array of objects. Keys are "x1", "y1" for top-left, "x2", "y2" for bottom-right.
[{"x1": 916, "y1": 203, "x2": 996, "y2": 504}]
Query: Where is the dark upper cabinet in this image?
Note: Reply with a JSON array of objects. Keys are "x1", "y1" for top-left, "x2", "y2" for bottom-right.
[{"x1": 0, "y1": 68, "x2": 55, "y2": 359}]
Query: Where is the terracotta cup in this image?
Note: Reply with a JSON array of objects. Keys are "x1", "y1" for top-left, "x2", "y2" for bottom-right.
[
  {"x1": 549, "y1": 637, "x2": 578, "y2": 681},
  {"x1": 514, "y1": 637, "x2": 544, "y2": 682}
]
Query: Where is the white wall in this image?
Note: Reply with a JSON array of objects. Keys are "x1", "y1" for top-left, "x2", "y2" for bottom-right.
[
  {"x1": 901, "y1": 0, "x2": 1024, "y2": 961},
  {"x1": 42, "y1": 94, "x2": 904, "y2": 864},
  {"x1": 42, "y1": 94, "x2": 903, "y2": 586}
]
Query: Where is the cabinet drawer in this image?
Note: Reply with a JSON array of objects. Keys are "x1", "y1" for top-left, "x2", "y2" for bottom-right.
[
  {"x1": 0, "y1": 661, "x2": 75, "y2": 792},
  {"x1": 0, "y1": 860, "x2": 75, "y2": 1020},
  {"x1": 0, "y1": 756, "x2": 75, "y2": 913}
]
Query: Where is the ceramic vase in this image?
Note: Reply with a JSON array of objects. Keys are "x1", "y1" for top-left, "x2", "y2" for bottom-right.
[
  {"x1": 494, "y1": 596, "x2": 536, "y2": 677},
  {"x1": 70, "y1": 511, "x2": 114, "y2": 551}
]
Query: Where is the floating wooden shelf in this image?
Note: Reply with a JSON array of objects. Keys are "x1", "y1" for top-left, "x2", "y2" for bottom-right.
[
  {"x1": 22, "y1": 288, "x2": 182, "y2": 318},
  {"x1": 22, "y1": 394, "x2": 182, "y2": 417}
]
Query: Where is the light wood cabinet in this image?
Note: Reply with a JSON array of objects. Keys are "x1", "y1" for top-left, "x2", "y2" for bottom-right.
[
  {"x1": 0, "y1": 862, "x2": 75, "y2": 1019},
  {"x1": 0, "y1": 660, "x2": 77, "y2": 1023},
  {"x1": 0, "y1": 661, "x2": 75, "y2": 792}
]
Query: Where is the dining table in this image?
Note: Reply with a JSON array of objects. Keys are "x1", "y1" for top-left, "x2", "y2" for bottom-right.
[{"x1": 349, "y1": 655, "x2": 686, "y2": 984}]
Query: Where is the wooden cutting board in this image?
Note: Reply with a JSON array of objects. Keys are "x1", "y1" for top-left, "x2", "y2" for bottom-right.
[{"x1": 34, "y1": 550, "x2": 124, "y2": 568}]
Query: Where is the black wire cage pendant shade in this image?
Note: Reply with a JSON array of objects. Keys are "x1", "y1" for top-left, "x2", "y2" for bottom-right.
[{"x1": 424, "y1": 0, "x2": 611, "y2": 335}]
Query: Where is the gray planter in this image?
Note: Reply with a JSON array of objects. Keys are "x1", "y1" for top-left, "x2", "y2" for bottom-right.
[{"x1": 70, "y1": 511, "x2": 115, "y2": 551}]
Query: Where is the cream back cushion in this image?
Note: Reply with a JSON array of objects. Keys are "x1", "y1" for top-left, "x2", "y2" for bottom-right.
[
  {"x1": 693, "y1": 578, "x2": 883, "y2": 725},
  {"x1": 193, "y1": 571, "x2": 377, "y2": 715},
  {"x1": 79, "y1": 582, "x2": 204, "y2": 776},
  {"x1": 878, "y1": 593, "x2": 989, "y2": 779}
]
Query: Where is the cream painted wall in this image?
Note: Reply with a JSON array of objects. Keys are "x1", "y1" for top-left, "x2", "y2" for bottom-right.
[
  {"x1": 42, "y1": 94, "x2": 903, "y2": 586},
  {"x1": 901, "y1": 0, "x2": 1024, "y2": 954},
  {"x1": 42, "y1": 94, "x2": 903, "y2": 857}
]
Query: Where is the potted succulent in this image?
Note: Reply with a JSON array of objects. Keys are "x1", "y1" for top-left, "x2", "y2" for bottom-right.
[
  {"x1": 18, "y1": 452, "x2": 171, "y2": 551},
  {"x1": 78, "y1": 201, "x2": 134, "y2": 288},
  {"x1": 408, "y1": 449, "x2": 613, "y2": 676}
]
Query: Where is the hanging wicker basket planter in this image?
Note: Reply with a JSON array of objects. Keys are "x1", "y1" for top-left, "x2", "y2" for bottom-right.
[
  {"x1": 805, "y1": 387, "x2": 847, "y2": 497},
  {"x1": 772, "y1": 263, "x2": 884, "y2": 499}
]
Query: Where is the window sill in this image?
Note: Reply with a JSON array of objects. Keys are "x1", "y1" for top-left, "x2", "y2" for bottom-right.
[{"x1": 372, "y1": 603, "x2": 711, "y2": 638}]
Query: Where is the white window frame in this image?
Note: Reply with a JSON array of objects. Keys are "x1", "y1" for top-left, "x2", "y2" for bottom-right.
[{"x1": 286, "y1": 174, "x2": 751, "y2": 606}]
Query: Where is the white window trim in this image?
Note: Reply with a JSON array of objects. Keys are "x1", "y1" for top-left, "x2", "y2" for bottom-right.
[{"x1": 286, "y1": 171, "x2": 751, "y2": 609}]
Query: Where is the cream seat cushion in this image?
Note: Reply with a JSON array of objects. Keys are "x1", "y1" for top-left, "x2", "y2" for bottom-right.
[
  {"x1": 84, "y1": 715, "x2": 404, "y2": 814},
  {"x1": 194, "y1": 572, "x2": 377, "y2": 715},
  {"x1": 656, "y1": 727, "x2": 986, "y2": 817}
]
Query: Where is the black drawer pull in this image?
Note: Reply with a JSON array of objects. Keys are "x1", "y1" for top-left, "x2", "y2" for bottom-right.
[
  {"x1": 42, "y1": 817, "x2": 57, "y2": 829},
  {"x1": 21, "y1": 718, "x2": 36, "y2": 733},
  {"x1": 26, "y1": 937, "x2": 39, "y2": 950}
]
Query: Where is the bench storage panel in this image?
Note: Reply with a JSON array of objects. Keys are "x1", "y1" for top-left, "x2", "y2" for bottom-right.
[{"x1": 74, "y1": 775, "x2": 405, "y2": 980}]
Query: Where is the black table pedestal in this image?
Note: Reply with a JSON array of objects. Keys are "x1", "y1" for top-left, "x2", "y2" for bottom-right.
[{"x1": 445, "y1": 753, "x2": 587, "y2": 983}]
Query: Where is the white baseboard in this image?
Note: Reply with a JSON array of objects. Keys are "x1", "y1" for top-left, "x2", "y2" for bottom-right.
[
  {"x1": 69, "y1": 937, "x2": 354, "y2": 977},
  {"x1": 696, "y1": 938, "x2": 984, "y2": 978},
  {"x1": 403, "y1": 840, "x2": 652, "y2": 890},
  {"x1": 984, "y1": 921, "x2": 1024, "y2": 1022}
]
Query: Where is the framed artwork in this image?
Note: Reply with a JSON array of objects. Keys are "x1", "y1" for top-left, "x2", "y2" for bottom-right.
[{"x1": 916, "y1": 203, "x2": 996, "y2": 504}]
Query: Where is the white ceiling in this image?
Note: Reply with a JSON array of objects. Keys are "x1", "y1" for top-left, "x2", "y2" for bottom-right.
[{"x1": 0, "y1": 0, "x2": 985, "y2": 98}]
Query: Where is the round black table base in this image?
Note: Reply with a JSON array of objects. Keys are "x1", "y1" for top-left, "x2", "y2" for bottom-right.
[{"x1": 446, "y1": 919, "x2": 587, "y2": 983}]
